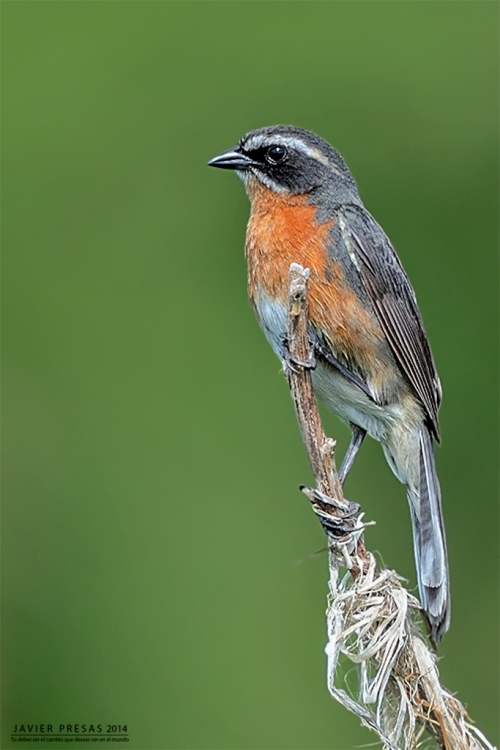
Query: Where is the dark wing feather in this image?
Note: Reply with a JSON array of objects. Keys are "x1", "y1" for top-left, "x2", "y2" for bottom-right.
[{"x1": 339, "y1": 205, "x2": 442, "y2": 441}]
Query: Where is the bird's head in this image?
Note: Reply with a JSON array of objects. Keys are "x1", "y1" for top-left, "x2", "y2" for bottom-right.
[{"x1": 208, "y1": 125, "x2": 360, "y2": 204}]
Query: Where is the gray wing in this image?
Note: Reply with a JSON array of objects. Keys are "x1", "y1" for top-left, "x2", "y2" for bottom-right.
[{"x1": 339, "y1": 204, "x2": 442, "y2": 442}]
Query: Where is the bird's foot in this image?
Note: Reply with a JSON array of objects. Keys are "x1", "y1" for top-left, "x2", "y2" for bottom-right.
[{"x1": 279, "y1": 334, "x2": 316, "y2": 373}]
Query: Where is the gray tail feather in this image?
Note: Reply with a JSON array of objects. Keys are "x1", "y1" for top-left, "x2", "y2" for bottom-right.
[{"x1": 407, "y1": 425, "x2": 450, "y2": 641}]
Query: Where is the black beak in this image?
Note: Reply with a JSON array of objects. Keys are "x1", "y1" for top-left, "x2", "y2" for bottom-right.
[{"x1": 207, "y1": 146, "x2": 255, "y2": 171}]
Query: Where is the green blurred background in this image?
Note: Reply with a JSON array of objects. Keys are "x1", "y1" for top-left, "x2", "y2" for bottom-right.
[{"x1": 2, "y1": 3, "x2": 498, "y2": 749}]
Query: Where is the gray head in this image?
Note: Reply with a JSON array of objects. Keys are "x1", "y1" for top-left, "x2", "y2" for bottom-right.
[{"x1": 208, "y1": 125, "x2": 360, "y2": 202}]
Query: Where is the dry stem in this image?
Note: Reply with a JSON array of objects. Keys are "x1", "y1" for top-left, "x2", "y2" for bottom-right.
[{"x1": 284, "y1": 262, "x2": 496, "y2": 750}]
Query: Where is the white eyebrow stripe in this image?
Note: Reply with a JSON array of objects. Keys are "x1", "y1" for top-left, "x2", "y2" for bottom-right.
[{"x1": 243, "y1": 133, "x2": 331, "y2": 167}]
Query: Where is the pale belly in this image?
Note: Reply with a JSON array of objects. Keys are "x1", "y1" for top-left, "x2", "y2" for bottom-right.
[{"x1": 252, "y1": 286, "x2": 418, "y2": 444}]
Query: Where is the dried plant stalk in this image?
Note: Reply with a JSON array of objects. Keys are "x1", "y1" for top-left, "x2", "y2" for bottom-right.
[{"x1": 285, "y1": 262, "x2": 496, "y2": 750}]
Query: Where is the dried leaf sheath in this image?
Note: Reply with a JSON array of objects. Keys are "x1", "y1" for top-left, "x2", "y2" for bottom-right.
[{"x1": 284, "y1": 263, "x2": 495, "y2": 750}]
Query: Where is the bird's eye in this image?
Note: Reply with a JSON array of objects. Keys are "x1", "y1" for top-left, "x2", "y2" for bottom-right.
[{"x1": 265, "y1": 145, "x2": 288, "y2": 165}]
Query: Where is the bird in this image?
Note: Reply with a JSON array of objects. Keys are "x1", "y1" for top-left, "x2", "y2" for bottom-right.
[{"x1": 208, "y1": 125, "x2": 450, "y2": 641}]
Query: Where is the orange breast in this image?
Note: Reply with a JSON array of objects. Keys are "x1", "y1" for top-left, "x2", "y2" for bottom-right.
[{"x1": 245, "y1": 178, "x2": 384, "y2": 370}]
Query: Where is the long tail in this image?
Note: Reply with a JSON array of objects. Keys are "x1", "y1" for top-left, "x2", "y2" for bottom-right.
[{"x1": 406, "y1": 425, "x2": 450, "y2": 641}]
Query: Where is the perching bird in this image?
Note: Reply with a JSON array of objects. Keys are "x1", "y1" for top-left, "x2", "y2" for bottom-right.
[{"x1": 208, "y1": 125, "x2": 450, "y2": 641}]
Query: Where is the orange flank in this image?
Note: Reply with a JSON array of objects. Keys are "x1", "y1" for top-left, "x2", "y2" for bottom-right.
[{"x1": 245, "y1": 178, "x2": 383, "y2": 368}]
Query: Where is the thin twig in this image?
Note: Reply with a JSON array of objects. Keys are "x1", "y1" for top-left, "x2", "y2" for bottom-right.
[{"x1": 284, "y1": 262, "x2": 496, "y2": 750}]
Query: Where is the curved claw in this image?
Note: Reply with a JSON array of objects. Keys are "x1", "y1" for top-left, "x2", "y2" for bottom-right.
[{"x1": 279, "y1": 334, "x2": 316, "y2": 372}]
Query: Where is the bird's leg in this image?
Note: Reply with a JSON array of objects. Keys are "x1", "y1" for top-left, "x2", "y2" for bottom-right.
[
  {"x1": 338, "y1": 424, "x2": 366, "y2": 485},
  {"x1": 279, "y1": 333, "x2": 316, "y2": 372}
]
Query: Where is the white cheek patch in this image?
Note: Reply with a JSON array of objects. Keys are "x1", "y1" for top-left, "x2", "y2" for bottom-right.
[
  {"x1": 251, "y1": 169, "x2": 289, "y2": 194},
  {"x1": 236, "y1": 168, "x2": 290, "y2": 195},
  {"x1": 236, "y1": 170, "x2": 250, "y2": 186}
]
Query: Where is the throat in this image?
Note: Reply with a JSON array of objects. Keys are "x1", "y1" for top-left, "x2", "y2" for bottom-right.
[{"x1": 245, "y1": 181, "x2": 334, "y2": 304}]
